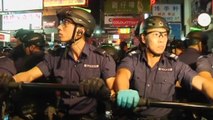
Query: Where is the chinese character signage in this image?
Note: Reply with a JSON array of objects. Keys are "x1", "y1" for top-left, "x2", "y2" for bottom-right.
[
  {"x1": 104, "y1": 0, "x2": 151, "y2": 14},
  {"x1": 3, "y1": 0, "x2": 43, "y2": 11},
  {"x1": 152, "y1": 4, "x2": 181, "y2": 22},
  {"x1": 2, "y1": 12, "x2": 42, "y2": 30}
]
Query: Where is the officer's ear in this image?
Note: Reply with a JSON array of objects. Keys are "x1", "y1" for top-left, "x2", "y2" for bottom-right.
[
  {"x1": 76, "y1": 27, "x2": 85, "y2": 36},
  {"x1": 141, "y1": 34, "x2": 146, "y2": 44}
]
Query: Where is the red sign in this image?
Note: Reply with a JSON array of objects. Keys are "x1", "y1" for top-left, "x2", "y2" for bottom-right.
[
  {"x1": 0, "y1": 34, "x2": 5, "y2": 40},
  {"x1": 112, "y1": 18, "x2": 139, "y2": 27}
]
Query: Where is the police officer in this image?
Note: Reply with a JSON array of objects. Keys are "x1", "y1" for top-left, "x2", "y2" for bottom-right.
[
  {"x1": 114, "y1": 16, "x2": 213, "y2": 120},
  {"x1": 10, "y1": 8, "x2": 116, "y2": 120},
  {"x1": 195, "y1": 53, "x2": 213, "y2": 120},
  {"x1": 179, "y1": 31, "x2": 208, "y2": 70},
  {"x1": 177, "y1": 31, "x2": 209, "y2": 118},
  {"x1": 14, "y1": 32, "x2": 50, "y2": 120},
  {"x1": 20, "y1": 32, "x2": 46, "y2": 72},
  {"x1": 8, "y1": 29, "x2": 34, "y2": 72}
]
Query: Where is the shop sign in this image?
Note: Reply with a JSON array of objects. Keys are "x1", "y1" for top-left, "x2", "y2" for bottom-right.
[
  {"x1": 0, "y1": 34, "x2": 5, "y2": 40},
  {"x1": 104, "y1": 16, "x2": 132, "y2": 25},
  {"x1": 44, "y1": 0, "x2": 87, "y2": 7},
  {"x1": 152, "y1": 4, "x2": 181, "y2": 22},
  {"x1": 43, "y1": 15, "x2": 58, "y2": 28},
  {"x1": 112, "y1": 18, "x2": 139, "y2": 27},
  {"x1": 2, "y1": 12, "x2": 42, "y2": 30},
  {"x1": 104, "y1": 0, "x2": 150, "y2": 14},
  {"x1": 3, "y1": 0, "x2": 43, "y2": 11},
  {"x1": 0, "y1": 33, "x2": 10, "y2": 42}
]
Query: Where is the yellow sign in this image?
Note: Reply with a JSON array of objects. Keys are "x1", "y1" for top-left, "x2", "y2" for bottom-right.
[
  {"x1": 44, "y1": 0, "x2": 87, "y2": 7},
  {"x1": 118, "y1": 28, "x2": 130, "y2": 34}
]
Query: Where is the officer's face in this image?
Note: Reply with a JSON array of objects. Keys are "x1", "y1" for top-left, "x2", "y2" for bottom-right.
[
  {"x1": 58, "y1": 19, "x2": 75, "y2": 42},
  {"x1": 142, "y1": 28, "x2": 168, "y2": 55}
]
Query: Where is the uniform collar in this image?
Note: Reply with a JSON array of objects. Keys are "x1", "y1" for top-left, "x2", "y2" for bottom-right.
[{"x1": 67, "y1": 42, "x2": 90, "y2": 59}]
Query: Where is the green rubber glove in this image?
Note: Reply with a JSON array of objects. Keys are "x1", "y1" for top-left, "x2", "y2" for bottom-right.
[{"x1": 117, "y1": 89, "x2": 140, "y2": 108}]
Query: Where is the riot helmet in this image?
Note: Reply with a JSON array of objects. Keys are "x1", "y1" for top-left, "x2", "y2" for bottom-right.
[
  {"x1": 57, "y1": 8, "x2": 96, "y2": 37},
  {"x1": 185, "y1": 31, "x2": 208, "y2": 45},
  {"x1": 22, "y1": 32, "x2": 46, "y2": 49},
  {"x1": 143, "y1": 16, "x2": 170, "y2": 34},
  {"x1": 134, "y1": 21, "x2": 144, "y2": 37},
  {"x1": 185, "y1": 31, "x2": 209, "y2": 54},
  {"x1": 14, "y1": 29, "x2": 34, "y2": 42}
]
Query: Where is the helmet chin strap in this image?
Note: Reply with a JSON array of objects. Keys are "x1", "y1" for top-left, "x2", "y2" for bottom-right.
[
  {"x1": 63, "y1": 24, "x2": 83, "y2": 58},
  {"x1": 61, "y1": 24, "x2": 82, "y2": 47}
]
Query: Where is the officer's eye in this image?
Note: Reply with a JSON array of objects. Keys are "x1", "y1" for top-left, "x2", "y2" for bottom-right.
[
  {"x1": 153, "y1": 32, "x2": 160, "y2": 37},
  {"x1": 146, "y1": 31, "x2": 168, "y2": 38},
  {"x1": 162, "y1": 32, "x2": 168, "y2": 37},
  {"x1": 59, "y1": 19, "x2": 73, "y2": 26}
]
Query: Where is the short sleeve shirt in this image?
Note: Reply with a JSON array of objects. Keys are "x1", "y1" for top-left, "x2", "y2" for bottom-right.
[
  {"x1": 196, "y1": 53, "x2": 213, "y2": 77},
  {"x1": 118, "y1": 50, "x2": 197, "y2": 117},
  {"x1": 37, "y1": 43, "x2": 116, "y2": 114}
]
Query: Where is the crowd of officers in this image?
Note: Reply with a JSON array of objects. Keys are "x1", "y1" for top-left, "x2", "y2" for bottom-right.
[{"x1": 0, "y1": 8, "x2": 213, "y2": 120}]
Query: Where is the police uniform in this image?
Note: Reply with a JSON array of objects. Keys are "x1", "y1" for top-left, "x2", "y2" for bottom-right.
[
  {"x1": 117, "y1": 49, "x2": 197, "y2": 118},
  {"x1": 196, "y1": 53, "x2": 213, "y2": 76},
  {"x1": 0, "y1": 56, "x2": 16, "y2": 75},
  {"x1": 196, "y1": 53, "x2": 213, "y2": 120},
  {"x1": 179, "y1": 48, "x2": 202, "y2": 70},
  {"x1": 37, "y1": 43, "x2": 116, "y2": 116}
]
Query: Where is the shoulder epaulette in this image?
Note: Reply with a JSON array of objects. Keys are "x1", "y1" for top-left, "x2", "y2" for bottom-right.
[
  {"x1": 127, "y1": 50, "x2": 141, "y2": 56},
  {"x1": 165, "y1": 53, "x2": 178, "y2": 60},
  {"x1": 0, "y1": 56, "x2": 6, "y2": 59},
  {"x1": 197, "y1": 55, "x2": 207, "y2": 60},
  {"x1": 94, "y1": 47, "x2": 107, "y2": 56}
]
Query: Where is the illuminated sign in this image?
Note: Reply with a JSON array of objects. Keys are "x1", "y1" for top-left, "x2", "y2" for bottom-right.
[
  {"x1": 152, "y1": 4, "x2": 181, "y2": 22},
  {"x1": 44, "y1": 0, "x2": 87, "y2": 7},
  {"x1": 0, "y1": 33, "x2": 10, "y2": 42},
  {"x1": 118, "y1": 28, "x2": 131, "y2": 34},
  {"x1": 2, "y1": 12, "x2": 42, "y2": 30},
  {"x1": 3, "y1": 0, "x2": 43, "y2": 11},
  {"x1": 112, "y1": 18, "x2": 139, "y2": 27},
  {"x1": 0, "y1": 0, "x2": 2, "y2": 11},
  {"x1": 104, "y1": 0, "x2": 151, "y2": 14}
]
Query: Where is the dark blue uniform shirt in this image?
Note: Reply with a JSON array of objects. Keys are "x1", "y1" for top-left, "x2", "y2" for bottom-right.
[
  {"x1": 196, "y1": 53, "x2": 213, "y2": 76},
  {"x1": 118, "y1": 50, "x2": 197, "y2": 117},
  {"x1": 0, "y1": 56, "x2": 17, "y2": 75},
  {"x1": 37, "y1": 43, "x2": 116, "y2": 115},
  {"x1": 179, "y1": 48, "x2": 202, "y2": 70}
]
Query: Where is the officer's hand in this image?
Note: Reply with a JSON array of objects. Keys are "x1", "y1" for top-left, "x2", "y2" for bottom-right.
[
  {"x1": 117, "y1": 89, "x2": 140, "y2": 108},
  {"x1": 0, "y1": 73, "x2": 16, "y2": 90},
  {"x1": 79, "y1": 78, "x2": 110, "y2": 100}
]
